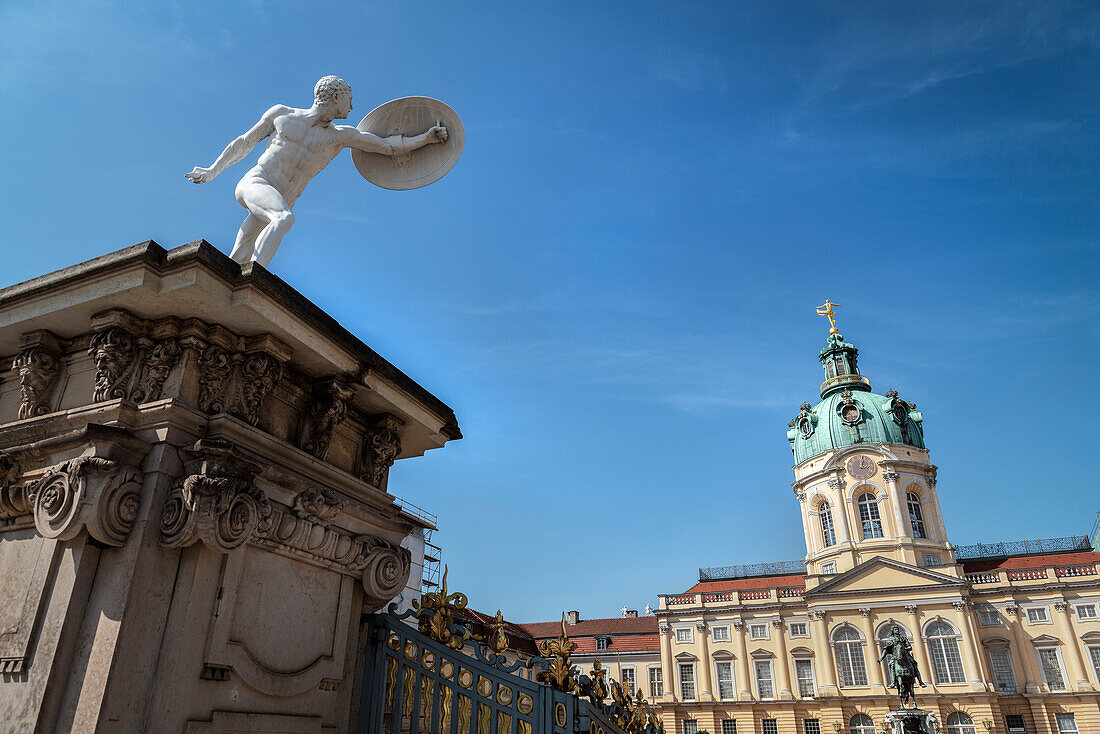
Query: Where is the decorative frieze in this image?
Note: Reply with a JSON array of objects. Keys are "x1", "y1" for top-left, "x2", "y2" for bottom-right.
[
  {"x1": 197, "y1": 347, "x2": 283, "y2": 426},
  {"x1": 359, "y1": 413, "x2": 405, "y2": 488},
  {"x1": 88, "y1": 326, "x2": 181, "y2": 404},
  {"x1": 13, "y1": 331, "x2": 64, "y2": 419},
  {"x1": 29, "y1": 456, "x2": 142, "y2": 547},
  {"x1": 300, "y1": 378, "x2": 354, "y2": 460}
]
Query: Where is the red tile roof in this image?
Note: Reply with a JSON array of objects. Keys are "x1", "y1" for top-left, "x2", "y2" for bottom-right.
[
  {"x1": 683, "y1": 573, "x2": 807, "y2": 594},
  {"x1": 961, "y1": 550, "x2": 1100, "y2": 573},
  {"x1": 521, "y1": 616, "x2": 658, "y2": 638},
  {"x1": 570, "y1": 634, "x2": 660, "y2": 654},
  {"x1": 453, "y1": 607, "x2": 539, "y2": 655}
]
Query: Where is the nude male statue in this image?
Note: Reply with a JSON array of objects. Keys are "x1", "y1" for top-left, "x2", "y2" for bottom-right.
[{"x1": 186, "y1": 76, "x2": 448, "y2": 267}]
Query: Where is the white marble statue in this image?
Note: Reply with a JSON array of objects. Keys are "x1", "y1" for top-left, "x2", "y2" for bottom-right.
[{"x1": 186, "y1": 76, "x2": 448, "y2": 267}]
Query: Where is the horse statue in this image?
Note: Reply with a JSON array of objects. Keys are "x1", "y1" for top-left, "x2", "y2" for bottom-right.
[{"x1": 877, "y1": 625, "x2": 927, "y2": 709}]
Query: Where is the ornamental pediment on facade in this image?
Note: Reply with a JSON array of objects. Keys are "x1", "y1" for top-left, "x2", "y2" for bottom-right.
[
  {"x1": 804, "y1": 556, "x2": 964, "y2": 598},
  {"x1": 1028, "y1": 634, "x2": 1062, "y2": 646}
]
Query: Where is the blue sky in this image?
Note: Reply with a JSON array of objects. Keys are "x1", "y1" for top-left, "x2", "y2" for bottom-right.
[{"x1": 1, "y1": 1, "x2": 1098, "y2": 622}]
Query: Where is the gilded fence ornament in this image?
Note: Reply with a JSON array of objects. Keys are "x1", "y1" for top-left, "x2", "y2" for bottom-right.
[
  {"x1": 579, "y1": 659, "x2": 609, "y2": 704},
  {"x1": 535, "y1": 613, "x2": 579, "y2": 693},
  {"x1": 412, "y1": 566, "x2": 477, "y2": 650},
  {"x1": 487, "y1": 609, "x2": 510, "y2": 655}
]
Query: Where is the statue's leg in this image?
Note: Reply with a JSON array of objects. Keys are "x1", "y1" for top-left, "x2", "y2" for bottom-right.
[
  {"x1": 229, "y1": 214, "x2": 264, "y2": 264},
  {"x1": 235, "y1": 177, "x2": 294, "y2": 268}
]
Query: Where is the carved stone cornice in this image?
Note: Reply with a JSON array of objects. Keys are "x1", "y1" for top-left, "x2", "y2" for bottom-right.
[
  {"x1": 28, "y1": 456, "x2": 142, "y2": 546},
  {"x1": 359, "y1": 413, "x2": 405, "y2": 488},
  {"x1": 299, "y1": 378, "x2": 354, "y2": 460},
  {"x1": 13, "y1": 331, "x2": 64, "y2": 419},
  {"x1": 197, "y1": 347, "x2": 283, "y2": 426},
  {"x1": 88, "y1": 316, "x2": 181, "y2": 404}
]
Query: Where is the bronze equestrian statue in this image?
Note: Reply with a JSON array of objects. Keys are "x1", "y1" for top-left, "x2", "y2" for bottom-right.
[{"x1": 877, "y1": 625, "x2": 927, "y2": 709}]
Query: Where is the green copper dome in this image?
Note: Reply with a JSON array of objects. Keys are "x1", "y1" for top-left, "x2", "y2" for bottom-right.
[{"x1": 786, "y1": 331, "x2": 925, "y2": 464}]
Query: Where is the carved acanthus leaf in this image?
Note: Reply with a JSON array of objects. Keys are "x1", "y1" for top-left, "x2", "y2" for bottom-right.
[
  {"x1": 88, "y1": 327, "x2": 180, "y2": 404},
  {"x1": 196, "y1": 346, "x2": 283, "y2": 427},
  {"x1": 359, "y1": 413, "x2": 405, "y2": 488},
  {"x1": 300, "y1": 379, "x2": 354, "y2": 460}
]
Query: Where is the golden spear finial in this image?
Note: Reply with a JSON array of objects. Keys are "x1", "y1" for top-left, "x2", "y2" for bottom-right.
[{"x1": 816, "y1": 300, "x2": 841, "y2": 335}]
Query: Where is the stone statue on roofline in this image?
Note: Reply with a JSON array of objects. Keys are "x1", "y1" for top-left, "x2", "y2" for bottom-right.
[{"x1": 186, "y1": 76, "x2": 464, "y2": 268}]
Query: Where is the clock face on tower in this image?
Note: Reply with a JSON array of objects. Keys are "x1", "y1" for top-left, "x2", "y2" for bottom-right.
[{"x1": 846, "y1": 455, "x2": 877, "y2": 480}]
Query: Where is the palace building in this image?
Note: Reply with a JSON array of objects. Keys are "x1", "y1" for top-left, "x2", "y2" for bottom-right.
[{"x1": 651, "y1": 312, "x2": 1100, "y2": 734}]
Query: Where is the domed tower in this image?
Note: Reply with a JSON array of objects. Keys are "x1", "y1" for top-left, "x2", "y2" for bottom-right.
[{"x1": 787, "y1": 302, "x2": 955, "y2": 579}]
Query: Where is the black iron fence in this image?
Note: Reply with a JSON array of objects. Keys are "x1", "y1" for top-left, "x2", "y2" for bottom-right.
[
  {"x1": 953, "y1": 535, "x2": 1092, "y2": 560},
  {"x1": 698, "y1": 559, "x2": 807, "y2": 581}
]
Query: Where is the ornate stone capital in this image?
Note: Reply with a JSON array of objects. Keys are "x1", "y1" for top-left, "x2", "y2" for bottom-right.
[
  {"x1": 827, "y1": 477, "x2": 844, "y2": 490},
  {"x1": 732, "y1": 619, "x2": 745, "y2": 630},
  {"x1": 809, "y1": 610, "x2": 826, "y2": 622},
  {"x1": 1003, "y1": 604, "x2": 1020, "y2": 616},
  {"x1": 951, "y1": 601, "x2": 967, "y2": 612},
  {"x1": 904, "y1": 605, "x2": 919, "y2": 615},
  {"x1": 197, "y1": 346, "x2": 283, "y2": 427},
  {"x1": 29, "y1": 456, "x2": 142, "y2": 547},
  {"x1": 795, "y1": 488, "x2": 807, "y2": 502},
  {"x1": 160, "y1": 440, "x2": 269, "y2": 553},
  {"x1": 13, "y1": 331, "x2": 64, "y2": 419},
  {"x1": 881, "y1": 470, "x2": 899, "y2": 482},
  {"x1": 771, "y1": 619, "x2": 785, "y2": 629},
  {"x1": 658, "y1": 621, "x2": 670, "y2": 634},
  {"x1": 695, "y1": 621, "x2": 707, "y2": 631},
  {"x1": 360, "y1": 413, "x2": 405, "y2": 488},
  {"x1": 1054, "y1": 601, "x2": 1068, "y2": 612},
  {"x1": 926, "y1": 477, "x2": 937, "y2": 488},
  {"x1": 88, "y1": 322, "x2": 181, "y2": 405},
  {"x1": 858, "y1": 607, "x2": 871, "y2": 618},
  {"x1": 300, "y1": 378, "x2": 354, "y2": 460},
  {"x1": 0, "y1": 451, "x2": 27, "y2": 520},
  {"x1": 357, "y1": 534, "x2": 412, "y2": 612}
]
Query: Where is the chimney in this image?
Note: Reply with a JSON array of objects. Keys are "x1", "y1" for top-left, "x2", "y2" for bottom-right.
[
  {"x1": 567, "y1": 610, "x2": 580, "y2": 625},
  {"x1": 625, "y1": 609, "x2": 638, "y2": 618}
]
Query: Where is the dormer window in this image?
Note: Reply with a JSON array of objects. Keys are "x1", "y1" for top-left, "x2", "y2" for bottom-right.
[{"x1": 596, "y1": 636, "x2": 610, "y2": 651}]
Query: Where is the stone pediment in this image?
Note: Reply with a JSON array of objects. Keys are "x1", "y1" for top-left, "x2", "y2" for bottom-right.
[{"x1": 804, "y1": 556, "x2": 964, "y2": 599}]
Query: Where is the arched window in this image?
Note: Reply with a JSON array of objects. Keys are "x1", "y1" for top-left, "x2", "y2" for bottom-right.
[
  {"x1": 857, "y1": 492, "x2": 884, "y2": 539},
  {"x1": 945, "y1": 712, "x2": 977, "y2": 734},
  {"x1": 849, "y1": 714, "x2": 875, "y2": 734},
  {"x1": 820, "y1": 501, "x2": 836, "y2": 547},
  {"x1": 925, "y1": 621, "x2": 966, "y2": 684},
  {"x1": 832, "y1": 626, "x2": 868, "y2": 687},
  {"x1": 907, "y1": 492, "x2": 926, "y2": 538}
]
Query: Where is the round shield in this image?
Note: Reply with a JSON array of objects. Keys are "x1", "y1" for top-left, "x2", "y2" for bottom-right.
[{"x1": 351, "y1": 97, "x2": 465, "y2": 191}]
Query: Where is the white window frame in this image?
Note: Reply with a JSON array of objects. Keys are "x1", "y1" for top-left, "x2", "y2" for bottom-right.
[
  {"x1": 789, "y1": 621, "x2": 809, "y2": 638},
  {"x1": 1075, "y1": 603, "x2": 1098, "y2": 620},
  {"x1": 754, "y1": 659, "x2": 775, "y2": 699},
  {"x1": 986, "y1": 646, "x2": 1017, "y2": 693},
  {"x1": 621, "y1": 666, "x2": 636, "y2": 694},
  {"x1": 714, "y1": 660, "x2": 735, "y2": 700},
  {"x1": 1089, "y1": 645, "x2": 1100, "y2": 685},
  {"x1": 678, "y1": 662, "x2": 696, "y2": 701},
  {"x1": 711, "y1": 625, "x2": 731, "y2": 642},
  {"x1": 675, "y1": 627, "x2": 694, "y2": 643},
  {"x1": 922, "y1": 553, "x2": 941, "y2": 567},
  {"x1": 857, "y1": 492, "x2": 884, "y2": 539},
  {"x1": 749, "y1": 623, "x2": 769, "y2": 640},
  {"x1": 925, "y1": 620, "x2": 967, "y2": 685},
  {"x1": 977, "y1": 609, "x2": 1002, "y2": 627},
  {"x1": 1035, "y1": 646, "x2": 1068, "y2": 691},
  {"x1": 820, "y1": 561, "x2": 837, "y2": 575},
  {"x1": 795, "y1": 658, "x2": 816, "y2": 698},
  {"x1": 1056, "y1": 713, "x2": 1078, "y2": 733},
  {"x1": 647, "y1": 665, "x2": 663, "y2": 699},
  {"x1": 596, "y1": 636, "x2": 609, "y2": 651},
  {"x1": 1026, "y1": 606, "x2": 1051, "y2": 625}
]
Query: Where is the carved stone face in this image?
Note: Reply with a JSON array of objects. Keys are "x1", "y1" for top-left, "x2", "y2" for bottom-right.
[{"x1": 323, "y1": 91, "x2": 353, "y2": 121}]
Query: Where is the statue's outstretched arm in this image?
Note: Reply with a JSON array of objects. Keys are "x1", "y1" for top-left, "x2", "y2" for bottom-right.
[
  {"x1": 343, "y1": 125, "x2": 449, "y2": 157},
  {"x1": 186, "y1": 105, "x2": 285, "y2": 184}
]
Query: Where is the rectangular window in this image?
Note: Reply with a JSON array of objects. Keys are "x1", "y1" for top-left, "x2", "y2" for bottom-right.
[
  {"x1": 621, "y1": 667, "x2": 635, "y2": 695},
  {"x1": 1027, "y1": 607, "x2": 1050, "y2": 624},
  {"x1": 978, "y1": 609, "x2": 1002, "y2": 626},
  {"x1": 675, "y1": 628, "x2": 693, "y2": 643},
  {"x1": 1056, "y1": 713, "x2": 1078, "y2": 733},
  {"x1": 1076, "y1": 604, "x2": 1098, "y2": 620},
  {"x1": 712, "y1": 626, "x2": 731, "y2": 642},
  {"x1": 754, "y1": 659, "x2": 774, "y2": 699},
  {"x1": 715, "y1": 661, "x2": 735, "y2": 700},
  {"x1": 596, "y1": 637, "x2": 609, "y2": 651},
  {"x1": 721, "y1": 720, "x2": 737, "y2": 734},
  {"x1": 820, "y1": 561, "x2": 837, "y2": 575},
  {"x1": 678, "y1": 663, "x2": 696, "y2": 700},
  {"x1": 648, "y1": 666, "x2": 663, "y2": 698},
  {"x1": 796, "y1": 659, "x2": 816, "y2": 698},
  {"x1": 762, "y1": 720, "x2": 778, "y2": 734},
  {"x1": 1089, "y1": 646, "x2": 1100, "y2": 685},
  {"x1": 804, "y1": 719, "x2": 821, "y2": 734},
  {"x1": 1005, "y1": 714, "x2": 1026, "y2": 732},
  {"x1": 1037, "y1": 648, "x2": 1066, "y2": 691},
  {"x1": 750, "y1": 624, "x2": 768, "y2": 640},
  {"x1": 790, "y1": 622, "x2": 808, "y2": 637},
  {"x1": 683, "y1": 720, "x2": 698, "y2": 734},
  {"x1": 923, "y1": 553, "x2": 941, "y2": 567},
  {"x1": 987, "y1": 648, "x2": 1017, "y2": 693}
]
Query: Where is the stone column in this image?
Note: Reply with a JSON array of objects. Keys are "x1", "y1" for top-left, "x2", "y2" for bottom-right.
[
  {"x1": 1054, "y1": 601, "x2": 1091, "y2": 691},
  {"x1": 659, "y1": 621, "x2": 676, "y2": 702},
  {"x1": 961, "y1": 601, "x2": 994, "y2": 685},
  {"x1": 773, "y1": 619, "x2": 794, "y2": 699},
  {"x1": 858, "y1": 608, "x2": 886, "y2": 692},
  {"x1": 905, "y1": 605, "x2": 933, "y2": 688},
  {"x1": 733, "y1": 619, "x2": 753, "y2": 700},
  {"x1": 952, "y1": 601, "x2": 988, "y2": 691},
  {"x1": 1003, "y1": 604, "x2": 1040, "y2": 693},
  {"x1": 882, "y1": 470, "x2": 909, "y2": 540},
  {"x1": 697, "y1": 621, "x2": 715, "y2": 701},
  {"x1": 926, "y1": 476, "x2": 948, "y2": 541},
  {"x1": 827, "y1": 477, "x2": 851, "y2": 545},
  {"x1": 810, "y1": 610, "x2": 838, "y2": 696}
]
